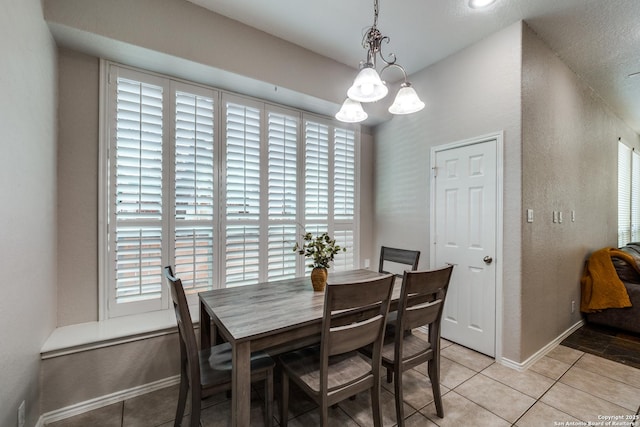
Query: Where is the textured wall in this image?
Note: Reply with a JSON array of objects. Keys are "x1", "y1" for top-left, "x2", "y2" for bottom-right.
[
  {"x1": 520, "y1": 23, "x2": 640, "y2": 360},
  {"x1": 374, "y1": 22, "x2": 523, "y2": 361},
  {"x1": 44, "y1": 0, "x2": 355, "y2": 119},
  {"x1": 0, "y1": 0, "x2": 58, "y2": 425},
  {"x1": 359, "y1": 128, "x2": 376, "y2": 269},
  {"x1": 41, "y1": 334, "x2": 180, "y2": 413},
  {"x1": 57, "y1": 48, "x2": 100, "y2": 326}
]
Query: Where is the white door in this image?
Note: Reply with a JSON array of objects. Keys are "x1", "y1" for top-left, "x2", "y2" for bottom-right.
[{"x1": 432, "y1": 137, "x2": 499, "y2": 357}]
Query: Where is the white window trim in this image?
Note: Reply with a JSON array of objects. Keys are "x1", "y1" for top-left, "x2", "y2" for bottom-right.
[{"x1": 618, "y1": 138, "x2": 640, "y2": 247}]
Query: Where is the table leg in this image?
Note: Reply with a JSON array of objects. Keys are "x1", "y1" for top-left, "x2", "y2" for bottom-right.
[
  {"x1": 199, "y1": 302, "x2": 211, "y2": 350},
  {"x1": 231, "y1": 341, "x2": 251, "y2": 427}
]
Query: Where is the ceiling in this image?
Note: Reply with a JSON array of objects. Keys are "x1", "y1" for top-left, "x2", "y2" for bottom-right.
[{"x1": 187, "y1": 0, "x2": 640, "y2": 133}]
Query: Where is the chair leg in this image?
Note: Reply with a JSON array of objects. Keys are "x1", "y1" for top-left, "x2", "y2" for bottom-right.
[
  {"x1": 428, "y1": 358, "x2": 444, "y2": 418},
  {"x1": 190, "y1": 385, "x2": 202, "y2": 427},
  {"x1": 174, "y1": 370, "x2": 189, "y2": 427},
  {"x1": 370, "y1": 383, "x2": 383, "y2": 427},
  {"x1": 280, "y1": 370, "x2": 289, "y2": 427},
  {"x1": 393, "y1": 366, "x2": 405, "y2": 427},
  {"x1": 264, "y1": 369, "x2": 273, "y2": 427},
  {"x1": 320, "y1": 399, "x2": 329, "y2": 427}
]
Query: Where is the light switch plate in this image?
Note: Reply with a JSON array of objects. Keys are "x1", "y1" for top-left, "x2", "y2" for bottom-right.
[{"x1": 527, "y1": 209, "x2": 533, "y2": 223}]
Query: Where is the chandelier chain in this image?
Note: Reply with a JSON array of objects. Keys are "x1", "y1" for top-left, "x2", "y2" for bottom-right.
[{"x1": 362, "y1": 0, "x2": 398, "y2": 71}]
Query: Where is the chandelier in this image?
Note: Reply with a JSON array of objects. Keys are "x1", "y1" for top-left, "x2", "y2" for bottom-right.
[{"x1": 335, "y1": 0, "x2": 425, "y2": 123}]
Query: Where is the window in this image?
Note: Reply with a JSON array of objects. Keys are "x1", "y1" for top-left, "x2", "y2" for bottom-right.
[
  {"x1": 102, "y1": 63, "x2": 359, "y2": 318},
  {"x1": 618, "y1": 140, "x2": 640, "y2": 246}
]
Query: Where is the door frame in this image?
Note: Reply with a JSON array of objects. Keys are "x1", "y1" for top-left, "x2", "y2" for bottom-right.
[{"x1": 429, "y1": 131, "x2": 504, "y2": 361}]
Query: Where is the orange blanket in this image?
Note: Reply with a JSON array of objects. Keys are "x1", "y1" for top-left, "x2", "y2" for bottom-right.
[{"x1": 580, "y1": 247, "x2": 634, "y2": 313}]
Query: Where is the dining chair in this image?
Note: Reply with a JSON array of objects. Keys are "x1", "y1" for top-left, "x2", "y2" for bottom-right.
[
  {"x1": 277, "y1": 274, "x2": 395, "y2": 427},
  {"x1": 163, "y1": 266, "x2": 274, "y2": 427},
  {"x1": 364, "y1": 265, "x2": 453, "y2": 426},
  {"x1": 378, "y1": 246, "x2": 421, "y2": 277},
  {"x1": 379, "y1": 246, "x2": 421, "y2": 328}
]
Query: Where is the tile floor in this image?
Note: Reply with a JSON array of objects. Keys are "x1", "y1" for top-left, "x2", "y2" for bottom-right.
[{"x1": 48, "y1": 331, "x2": 640, "y2": 427}]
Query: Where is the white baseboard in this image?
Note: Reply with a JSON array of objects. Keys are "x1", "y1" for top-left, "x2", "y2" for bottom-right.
[
  {"x1": 39, "y1": 375, "x2": 180, "y2": 425},
  {"x1": 499, "y1": 319, "x2": 584, "y2": 371}
]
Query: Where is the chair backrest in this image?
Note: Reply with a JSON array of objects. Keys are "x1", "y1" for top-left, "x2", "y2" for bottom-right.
[
  {"x1": 320, "y1": 274, "x2": 395, "y2": 386},
  {"x1": 379, "y1": 246, "x2": 421, "y2": 277},
  {"x1": 396, "y1": 265, "x2": 454, "y2": 348},
  {"x1": 164, "y1": 266, "x2": 200, "y2": 381}
]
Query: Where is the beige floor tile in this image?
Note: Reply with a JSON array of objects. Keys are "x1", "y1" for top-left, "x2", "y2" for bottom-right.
[
  {"x1": 560, "y1": 366, "x2": 640, "y2": 411},
  {"x1": 454, "y1": 373, "x2": 536, "y2": 423},
  {"x1": 547, "y1": 345, "x2": 584, "y2": 365},
  {"x1": 339, "y1": 387, "x2": 412, "y2": 427},
  {"x1": 440, "y1": 343, "x2": 494, "y2": 372},
  {"x1": 403, "y1": 411, "x2": 439, "y2": 426},
  {"x1": 275, "y1": 381, "x2": 318, "y2": 424},
  {"x1": 381, "y1": 368, "x2": 450, "y2": 412},
  {"x1": 530, "y1": 355, "x2": 572, "y2": 380},
  {"x1": 286, "y1": 405, "x2": 359, "y2": 427},
  {"x1": 541, "y1": 381, "x2": 634, "y2": 423},
  {"x1": 440, "y1": 338, "x2": 454, "y2": 349},
  {"x1": 199, "y1": 397, "x2": 272, "y2": 427},
  {"x1": 515, "y1": 401, "x2": 581, "y2": 427},
  {"x1": 419, "y1": 391, "x2": 511, "y2": 427},
  {"x1": 414, "y1": 356, "x2": 477, "y2": 390},
  {"x1": 123, "y1": 386, "x2": 182, "y2": 427},
  {"x1": 46, "y1": 402, "x2": 123, "y2": 427},
  {"x1": 482, "y1": 363, "x2": 554, "y2": 398},
  {"x1": 575, "y1": 352, "x2": 640, "y2": 387},
  {"x1": 412, "y1": 328, "x2": 429, "y2": 341}
]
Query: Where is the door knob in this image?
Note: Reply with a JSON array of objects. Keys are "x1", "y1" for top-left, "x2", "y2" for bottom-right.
[{"x1": 483, "y1": 256, "x2": 493, "y2": 264}]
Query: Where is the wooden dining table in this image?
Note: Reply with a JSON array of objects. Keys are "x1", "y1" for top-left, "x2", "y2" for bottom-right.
[{"x1": 199, "y1": 268, "x2": 400, "y2": 427}]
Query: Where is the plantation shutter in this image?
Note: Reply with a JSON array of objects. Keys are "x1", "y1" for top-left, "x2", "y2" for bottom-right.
[
  {"x1": 112, "y1": 73, "x2": 165, "y2": 314},
  {"x1": 305, "y1": 121, "x2": 329, "y2": 221},
  {"x1": 619, "y1": 142, "x2": 631, "y2": 246},
  {"x1": 334, "y1": 128, "x2": 355, "y2": 220},
  {"x1": 333, "y1": 127, "x2": 356, "y2": 271},
  {"x1": 224, "y1": 98, "x2": 261, "y2": 287},
  {"x1": 332, "y1": 229, "x2": 354, "y2": 271},
  {"x1": 267, "y1": 109, "x2": 299, "y2": 280},
  {"x1": 174, "y1": 87, "x2": 216, "y2": 294}
]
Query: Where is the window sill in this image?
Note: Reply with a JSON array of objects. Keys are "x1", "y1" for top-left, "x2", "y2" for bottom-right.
[{"x1": 41, "y1": 307, "x2": 199, "y2": 359}]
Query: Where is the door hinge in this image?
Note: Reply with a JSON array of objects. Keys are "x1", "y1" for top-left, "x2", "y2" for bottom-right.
[{"x1": 432, "y1": 166, "x2": 437, "y2": 177}]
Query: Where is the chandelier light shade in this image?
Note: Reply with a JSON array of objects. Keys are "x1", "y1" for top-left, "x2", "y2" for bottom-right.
[
  {"x1": 335, "y1": 98, "x2": 369, "y2": 123},
  {"x1": 469, "y1": 0, "x2": 497, "y2": 9},
  {"x1": 347, "y1": 66, "x2": 388, "y2": 102},
  {"x1": 388, "y1": 83, "x2": 425, "y2": 115},
  {"x1": 336, "y1": 0, "x2": 425, "y2": 123}
]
